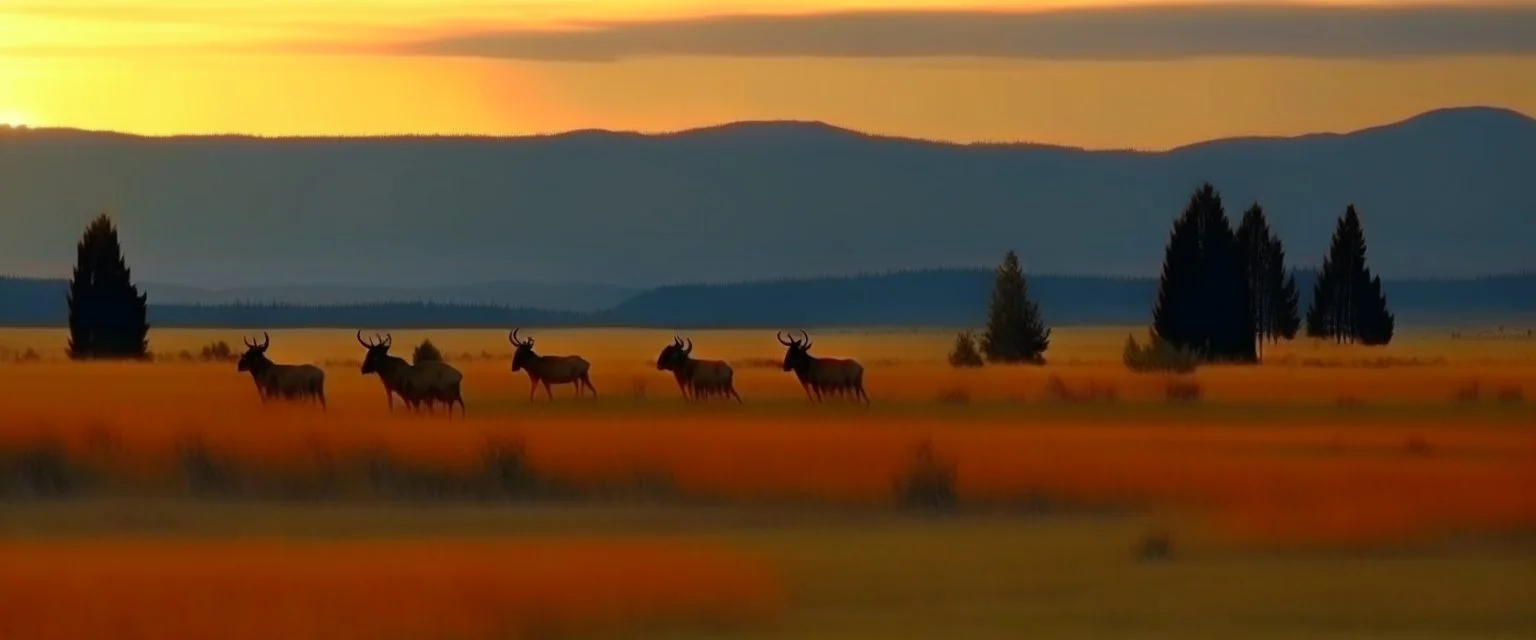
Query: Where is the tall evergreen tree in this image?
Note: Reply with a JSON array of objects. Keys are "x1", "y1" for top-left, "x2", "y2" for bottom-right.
[
  {"x1": 980, "y1": 250, "x2": 1050, "y2": 364},
  {"x1": 1305, "y1": 205, "x2": 1393, "y2": 345},
  {"x1": 1306, "y1": 254, "x2": 1336, "y2": 339},
  {"x1": 1356, "y1": 274, "x2": 1396, "y2": 346},
  {"x1": 1151, "y1": 183, "x2": 1255, "y2": 363},
  {"x1": 1235, "y1": 203, "x2": 1274, "y2": 357},
  {"x1": 67, "y1": 213, "x2": 150, "y2": 360}
]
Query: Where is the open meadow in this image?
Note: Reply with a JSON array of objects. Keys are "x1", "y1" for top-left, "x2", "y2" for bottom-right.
[{"x1": 2, "y1": 326, "x2": 1534, "y2": 638}]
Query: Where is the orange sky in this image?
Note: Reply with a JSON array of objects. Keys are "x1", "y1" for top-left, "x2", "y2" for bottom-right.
[{"x1": 1, "y1": 0, "x2": 1530, "y2": 149}]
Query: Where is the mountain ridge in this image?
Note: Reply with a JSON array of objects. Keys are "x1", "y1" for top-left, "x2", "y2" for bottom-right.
[{"x1": 2, "y1": 106, "x2": 1531, "y2": 287}]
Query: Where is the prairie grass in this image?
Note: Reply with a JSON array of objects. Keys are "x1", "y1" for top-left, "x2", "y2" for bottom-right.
[
  {"x1": 0, "y1": 538, "x2": 780, "y2": 640},
  {"x1": 1, "y1": 326, "x2": 1533, "y2": 552}
]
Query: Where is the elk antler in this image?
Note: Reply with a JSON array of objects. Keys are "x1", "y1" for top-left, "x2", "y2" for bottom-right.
[
  {"x1": 683, "y1": 337, "x2": 693, "y2": 354},
  {"x1": 777, "y1": 331, "x2": 794, "y2": 346},
  {"x1": 509, "y1": 328, "x2": 532, "y2": 347},
  {"x1": 357, "y1": 330, "x2": 373, "y2": 348},
  {"x1": 258, "y1": 331, "x2": 270, "y2": 350},
  {"x1": 800, "y1": 329, "x2": 812, "y2": 351},
  {"x1": 381, "y1": 333, "x2": 392, "y2": 348}
]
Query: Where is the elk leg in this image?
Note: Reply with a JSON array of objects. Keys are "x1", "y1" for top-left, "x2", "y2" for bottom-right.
[
  {"x1": 528, "y1": 379, "x2": 539, "y2": 402},
  {"x1": 581, "y1": 374, "x2": 597, "y2": 399},
  {"x1": 543, "y1": 381, "x2": 554, "y2": 400}
]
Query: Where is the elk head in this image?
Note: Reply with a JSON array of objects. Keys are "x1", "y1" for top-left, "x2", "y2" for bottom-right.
[
  {"x1": 356, "y1": 330, "x2": 393, "y2": 374},
  {"x1": 777, "y1": 330, "x2": 814, "y2": 372},
  {"x1": 508, "y1": 328, "x2": 537, "y2": 372},
  {"x1": 656, "y1": 335, "x2": 692, "y2": 371},
  {"x1": 236, "y1": 332, "x2": 271, "y2": 372}
]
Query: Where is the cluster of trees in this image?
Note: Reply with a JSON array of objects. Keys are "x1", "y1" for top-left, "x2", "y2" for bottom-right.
[
  {"x1": 56, "y1": 191, "x2": 1394, "y2": 366},
  {"x1": 957, "y1": 182, "x2": 1394, "y2": 369},
  {"x1": 1143, "y1": 183, "x2": 1394, "y2": 366}
]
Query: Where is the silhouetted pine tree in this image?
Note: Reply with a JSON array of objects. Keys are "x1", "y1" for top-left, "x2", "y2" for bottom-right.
[
  {"x1": 67, "y1": 213, "x2": 150, "y2": 360},
  {"x1": 1356, "y1": 274, "x2": 1396, "y2": 346},
  {"x1": 1306, "y1": 205, "x2": 1392, "y2": 345},
  {"x1": 1151, "y1": 184, "x2": 1256, "y2": 363},
  {"x1": 980, "y1": 250, "x2": 1050, "y2": 364},
  {"x1": 1235, "y1": 203, "x2": 1275, "y2": 358}
]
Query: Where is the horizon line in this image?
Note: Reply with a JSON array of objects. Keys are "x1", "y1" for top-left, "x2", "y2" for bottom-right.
[{"x1": 3, "y1": 104, "x2": 1530, "y2": 153}]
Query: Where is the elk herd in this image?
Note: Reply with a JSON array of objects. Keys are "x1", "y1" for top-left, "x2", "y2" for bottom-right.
[{"x1": 234, "y1": 328, "x2": 870, "y2": 416}]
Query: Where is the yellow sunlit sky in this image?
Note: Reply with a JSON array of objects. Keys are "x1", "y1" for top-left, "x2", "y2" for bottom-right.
[{"x1": 1, "y1": 0, "x2": 1531, "y2": 149}]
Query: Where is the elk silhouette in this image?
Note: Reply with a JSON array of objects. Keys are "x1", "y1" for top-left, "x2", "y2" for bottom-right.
[
  {"x1": 236, "y1": 332, "x2": 326, "y2": 409},
  {"x1": 778, "y1": 330, "x2": 869, "y2": 403},
  {"x1": 356, "y1": 331, "x2": 466, "y2": 417},
  {"x1": 656, "y1": 335, "x2": 741, "y2": 403},
  {"x1": 508, "y1": 328, "x2": 597, "y2": 401}
]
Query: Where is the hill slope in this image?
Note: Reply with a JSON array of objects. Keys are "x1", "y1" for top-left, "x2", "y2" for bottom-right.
[
  {"x1": 2, "y1": 107, "x2": 1532, "y2": 286},
  {"x1": 5, "y1": 271, "x2": 1531, "y2": 329}
]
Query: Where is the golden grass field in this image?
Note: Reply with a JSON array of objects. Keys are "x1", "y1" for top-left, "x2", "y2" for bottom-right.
[{"x1": 1, "y1": 326, "x2": 1533, "y2": 638}]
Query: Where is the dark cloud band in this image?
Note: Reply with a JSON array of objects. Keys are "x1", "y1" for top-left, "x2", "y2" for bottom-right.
[{"x1": 400, "y1": 4, "x2": 1536, "y2": 62}]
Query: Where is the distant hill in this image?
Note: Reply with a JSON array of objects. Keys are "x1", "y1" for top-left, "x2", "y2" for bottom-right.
[
  {"x1": 139, "y1": 280, "x2": 638, "y2": 311},
  {"x1": 5, "y1": 271, "x2": 1531, "y2": 329},
  {"x1": 1, "y1": 106, "x2": 1532, "y2": 287}
]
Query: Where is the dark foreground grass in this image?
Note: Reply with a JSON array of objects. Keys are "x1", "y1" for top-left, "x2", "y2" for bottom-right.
[{"x1": 2, "y1": 500, "x2": 1532, "y2": 640}]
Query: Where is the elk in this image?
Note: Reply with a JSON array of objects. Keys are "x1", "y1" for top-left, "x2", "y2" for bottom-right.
[
  {"x1": 236, "y1": 332, "x2": 326, "y2": 409},
  {"x1": 656, "y1": 335, "x2": 741, "y2": 403},
  {"x1": 508, "y1": 328, "x2": 597, "y2": 401},
  {"x1": 778, "y1": 330, "x2": 869, "y2": 403},
  {"x1": 356, "y1": 331, "x2": 466, "y2": 417}
]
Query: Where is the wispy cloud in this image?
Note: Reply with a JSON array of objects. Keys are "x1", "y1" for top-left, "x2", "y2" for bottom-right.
[{"x1": 397, "y1": 4, "x2": 1536, "y2": 62}]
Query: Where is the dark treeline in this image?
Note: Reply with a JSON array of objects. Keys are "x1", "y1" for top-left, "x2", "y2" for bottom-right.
[{"x1": 3, "y1": 270, "x2": 1533, "y2": 329}]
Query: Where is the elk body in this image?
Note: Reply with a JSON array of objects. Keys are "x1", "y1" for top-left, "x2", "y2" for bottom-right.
[
  {"x1": 509, "y1": 328, "x2": 597, "y2": 401},
  {"x1": 656, "y1": 336, "x2": 741, "y2": 403},
  {"x1": 778, "y1": 330, "x2": 869, "y2": 403},
  {"x1": 356, "y1": 331, "x2": 466, "y2": 417},
  {"x1": 236, "y1": 332, "x2": 326, "y2": 409}
]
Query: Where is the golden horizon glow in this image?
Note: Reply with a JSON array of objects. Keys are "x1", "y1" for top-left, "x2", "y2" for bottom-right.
[{"x1": 2, "y1": 1, "x2": 1532, "y2": 149}]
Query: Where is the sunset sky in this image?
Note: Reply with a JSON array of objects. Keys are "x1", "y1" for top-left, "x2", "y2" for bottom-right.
[{"x1": 1, "y1": 0, "x2": 1531, "y2": 149}]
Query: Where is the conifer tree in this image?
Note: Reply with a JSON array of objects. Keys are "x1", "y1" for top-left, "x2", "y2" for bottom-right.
[
  {"x1": 1305, "y1": 205, "x2": 1393, "y2": 345},
  {"x1": 980, "y1": 250, "x2": 1050, "y2": 364},
  {"x1": 67, "y1": 213, "x2": 150, "y2": 360},
  {"x1": 1151, "y1": 183, "x2": 1255, "y2": 363},
  {"x1": 1235, "y1": 203, "x2": 1274, "y2": 357}
]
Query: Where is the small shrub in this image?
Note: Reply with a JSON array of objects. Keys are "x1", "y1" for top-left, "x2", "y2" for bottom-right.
[
  {"x1": 2, "y1": 442, "x2": 78, "y2": 498},
  {"x1": 1165, "y1": 379, "x2": 1202, "y2": 403},
  {"x1": 1453, "y1": 381, "x2": 1481, "y2": 404},
  {"x1": 198, "y1": 341, "x2": 236, "y2": 362},
  {"x1": 16, "y1": 348, "x2": 40, "y2": 363},
  {"x1": 1136, "y1": 529, "x2": 1173, "y2": 561},
  {"x1": 412, "y1": 339, "x2": 444, "y2": 365},
  {"x1": 1123, "y1": 334, "x2": 1199, "y2": 374},
  {"x1": 893, "y1": 438, "x2": 958, "y2": 512},
  {"x1": 177, "y1": 437, "x2": 239, "y2": 496},
  {"x1": 483, "y1": 439, "x2": 542, "y2": 500},
  {"x1": 947, "y1": 331, "x2": 984, "y2": 368}
]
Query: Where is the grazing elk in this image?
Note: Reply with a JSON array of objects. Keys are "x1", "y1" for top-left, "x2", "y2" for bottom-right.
[
  {"x1": 236, "y1": 332, "x2": 326, "y2": 409},
  {"x1": 656, "y1": 335, "x2": 741, "y2": 403},
  {"x1": 508, "y1": 328, "x2": 597, "y2": 401},
  {"x1": 356, "y1": 331, "x2": 466, "y2": 417},
  {"x1": 777, "y1": 330, "x2": 869, "y2": 403}
]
